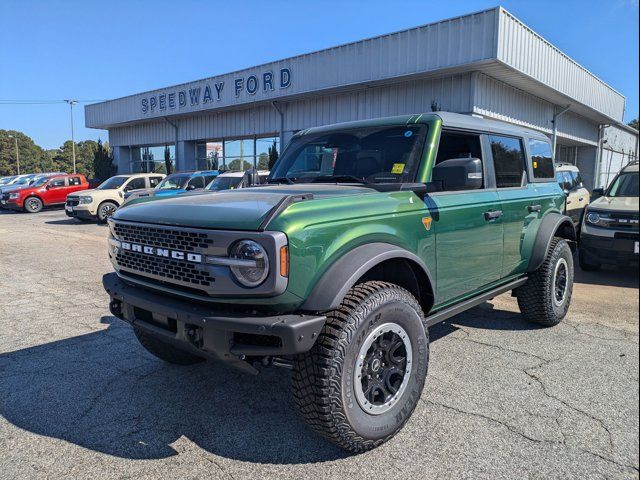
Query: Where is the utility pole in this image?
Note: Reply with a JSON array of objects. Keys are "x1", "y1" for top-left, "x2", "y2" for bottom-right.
[
  {"x1": 64, "y1": 100, "x2": 78, "y2": 173},
  {"x1": 7, "y1": 134, "x2": 20, "y2": 174}
]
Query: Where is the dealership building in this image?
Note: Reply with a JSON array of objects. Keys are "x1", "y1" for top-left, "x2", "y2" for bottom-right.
[{"x1": 85, "y1": 7, "x2": 638, "y2": 189}]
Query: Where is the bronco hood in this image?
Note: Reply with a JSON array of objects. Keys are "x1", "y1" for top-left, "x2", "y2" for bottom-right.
[
  {"x1": 588, "y1": 195, "x2": 639, "y2": 213},
  {"x1": 113, "y1": 184, "x2": 374, "y2": 230}
]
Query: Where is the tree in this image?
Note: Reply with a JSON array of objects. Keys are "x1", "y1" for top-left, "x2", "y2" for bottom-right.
[
  {"x1": 164, "y1": 145, "x2": 173, "y2": 175},
  {"x1": 267, "y1": 139, "x2": 279, "y2": 170},
  {"x1": 257, "y1": 152, "x2": 270, "y2": 170},
  {"x1": 49, "y1": 140, "x2": 100, "y2": 177},
  {"x1": 0, "y1": 130, "x2": 48, "y2": 176},
  {"x1": 93, "y1": 140, "x2": 115, "y2": 180},
  {"x1": 227, "y1": 159, "x2": 252, "y2": 171},
  {"x1": 628, "y1": 119, "x2": 639, "y2": 131}
]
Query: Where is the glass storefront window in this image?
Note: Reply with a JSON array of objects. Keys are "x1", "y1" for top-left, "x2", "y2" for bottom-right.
[
  {"x1": 196, "y1": 142, "x2": 223, "y2": 170},
  {"x1": 131, "y1": 144, "x2": 175, "y2": 174},
  {"x1": 195, "y1": 136, "x2": 281, "y2": 173},
  {"x1": 224, "y1": 139, "x2": 255, "y2": 171},
  {"x1": 256, "y1": 136, "x2": 279, "y2": 171}
]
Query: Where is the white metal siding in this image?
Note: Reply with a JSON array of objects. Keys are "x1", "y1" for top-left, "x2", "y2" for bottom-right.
[
  {"x1": 473, "y1": 73, "x2": 599, "y2": 145},
  {"x1": 108, "y1": 74, "x2": 474, "y2": 146},
  {"x1": 496, "y1": 8, "x2": 625, "y2": 121}
]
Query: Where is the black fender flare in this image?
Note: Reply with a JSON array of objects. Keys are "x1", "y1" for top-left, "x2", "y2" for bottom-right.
[
  {"x1": 300, "y1": 242, "x2": 435, "y2": 312},
  {"x1": 527, "y1": 212, "x2": 576, "y2": 273}
]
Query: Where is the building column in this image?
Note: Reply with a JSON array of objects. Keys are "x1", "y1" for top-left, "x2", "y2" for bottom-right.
[
  {"x1": 176, "y1": 141, "x2": 197, "y2": 171},
  {"x1": 112, "y1": 146, "x2": 131, "y2": 174},
  {"x1": 576, "y1": 146, "x2": 597, "y2": 190}
]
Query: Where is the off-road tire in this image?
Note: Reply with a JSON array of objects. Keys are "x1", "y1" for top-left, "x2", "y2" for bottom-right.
[
  {"x1": 133, "y1": 327, "x2": 205, "y2": 365},
  {"x1": 292, "y1": 281, "x2": 429, "y2": 452},
  {"x1": 578, "y1": 247, "x2": 601, "y2": 271},
  {"x1": 97, "y1": 201, "x2": 118, "y2": 223},
  {"x1": 23, "y1": 196, "x2": 43, "y2": 213},
  {"x1": 516, "y1": 237, "x2": 573, "y2": 326}
]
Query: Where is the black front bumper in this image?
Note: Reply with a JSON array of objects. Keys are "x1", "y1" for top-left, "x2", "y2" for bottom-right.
[
  {"x1": 103, "y1": 273, "x2": 326, "y2": 372},
  {"x1": 65, "y1": 208, "x2": 96, "y2": 220},
  {"x1": 580, "y1": 232, "x2": 639, "y2": 266}
]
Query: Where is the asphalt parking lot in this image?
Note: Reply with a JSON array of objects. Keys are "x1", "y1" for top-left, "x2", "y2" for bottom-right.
[{"x1": 0, "y1": 207, "x2": 638, "y2": 480}]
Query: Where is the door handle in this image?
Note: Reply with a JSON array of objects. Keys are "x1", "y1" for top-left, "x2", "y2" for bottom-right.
[
  {"x1": 484, "y1": 210, "x2": 503, "y2": 221},
  {"x1": 528, "y1": 204, "x2": 541, "y2": 213},
  {"x1": 579, "y1": 197, "x2": 584, "y2": 202},
  {"x1": 566, "y1": 200, "x2": 572, "y2": 205}
]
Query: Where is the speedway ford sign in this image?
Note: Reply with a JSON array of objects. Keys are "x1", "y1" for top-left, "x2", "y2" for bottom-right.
[{"x1": 141, "y1": 68, "x2": 292, "y2": 115}]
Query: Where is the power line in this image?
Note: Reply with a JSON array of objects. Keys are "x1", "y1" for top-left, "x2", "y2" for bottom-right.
[{"x1": 0, "y1": 99, "x2": 107, "y2": 105}]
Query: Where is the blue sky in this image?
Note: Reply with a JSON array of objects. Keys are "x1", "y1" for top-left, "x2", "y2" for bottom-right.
[{"x1": 0, "y1": 0, "x2": 638, "y2": 149}]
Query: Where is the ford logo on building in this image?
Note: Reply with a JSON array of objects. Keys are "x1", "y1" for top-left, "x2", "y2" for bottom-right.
[{"x1": 141, "y1": 68, "x2": 292, "y2": 114}]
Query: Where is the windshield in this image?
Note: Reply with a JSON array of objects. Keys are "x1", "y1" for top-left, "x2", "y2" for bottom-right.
[
  {"x1": 97, "y1": 176, "x2": 128, "y2": 190},
  {"x1": 607, "y1": 172, "x2": 639, "y2": 197},
  {"x1": 13, "y1": 176, "x2": 34, "y2": 186},
  {"x1": 269, "y1": 125, "x2": 427, "y2": 184},
  {"x1": 31, "y1": 177, "x2": 50, "y2": 187},
  {"x1": 156, "y1": 174, "x2": 190, "y2": 190},
  {"x1": 207, "y1": 176, "x2": 243, "y2": 191}
]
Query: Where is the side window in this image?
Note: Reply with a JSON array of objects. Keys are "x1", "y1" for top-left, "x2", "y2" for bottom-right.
[
  {"x1": 528, "y1": 139, "x2": 555, "y2": 179},
  {"x1": 435, "y1": 131, "x2": 484, "y2": 189},
  {"x1": 557, "y1": 172, "x2": 573, "y2": 191},
  {"x1": 203, "y1": 175, "x2": 217, "y2": 186},
  {"x1": 49, "y1": 177, "x2": 66, "y2": 188},
  {"x1": 149, "y1": 176, "x2": 163, "y2": 188},
  {"x1": 572, "y1": 171, "x2": 584, "y2": 188},
  {"x1": 188, "y1": 176, "x2": 205, "y2": 189},
  {"x1": 125, "y1": 177, "x2": 146, "y2": 191},
  {"x1": 68, "y1": 176, "x2": 81, "y2": 186},
  {"x1": 489, "y1": 135, "x2": 526, "y2": 188}
]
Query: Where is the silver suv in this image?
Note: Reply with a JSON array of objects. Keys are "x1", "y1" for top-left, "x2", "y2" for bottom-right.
[{"x1": 579, "y1": 161, "x2": 639, "y2": 270}]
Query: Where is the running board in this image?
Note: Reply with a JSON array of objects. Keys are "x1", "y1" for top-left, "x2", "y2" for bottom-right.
[{"x1": 424, "y1": 277, "x2": 527, "y2": 328}]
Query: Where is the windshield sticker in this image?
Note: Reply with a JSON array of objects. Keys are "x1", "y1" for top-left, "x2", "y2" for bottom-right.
[
  {"x1": 391, "y1": 163, "x2": 405, "y2": 174},
  {"x1": 404, "y1": 130, "x2": 413, "y2": 138}
]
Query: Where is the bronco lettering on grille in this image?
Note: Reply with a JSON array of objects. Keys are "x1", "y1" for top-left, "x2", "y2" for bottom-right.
[{"x1": 120, "y1": 242, "x2": 203, "y2": 263}]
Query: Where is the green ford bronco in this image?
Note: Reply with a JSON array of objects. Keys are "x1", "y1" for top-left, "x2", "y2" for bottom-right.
[{"x1": 103, "y1": 112, "x2": 576, "y2": 452}]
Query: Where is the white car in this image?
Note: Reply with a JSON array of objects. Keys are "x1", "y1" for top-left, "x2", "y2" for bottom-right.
[
  {"x1": 65, "y1": 173, "x2": 165, "y2": 222},
  {"x1": 556, "y1": 163, "x2": 590, "y2": 227}
]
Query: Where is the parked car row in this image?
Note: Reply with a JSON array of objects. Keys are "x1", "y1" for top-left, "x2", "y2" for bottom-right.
[{"x1": 0, "y1": 168, "x2": 272, "y2": 221}]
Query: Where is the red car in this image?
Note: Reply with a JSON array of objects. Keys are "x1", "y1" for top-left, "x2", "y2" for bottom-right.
[{"x1": 1, "y1": 174, "x2": 89, "y2": 213}]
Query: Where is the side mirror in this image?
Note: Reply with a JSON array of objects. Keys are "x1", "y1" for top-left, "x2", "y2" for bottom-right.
[
  {"x1": 45, "y1": 184, "x2": 51, "y2": 190},
  {"x1": 431, "y1": 158, "x2": 483, "y2": 191},
  {"x1": 592, "y1": 187, "x2": 605, "y2": 198},
  {"x1": 563, "y1": 188, "x2": 570, "y2": 196},
  {"x1": 185, "y1": 184, "x2": 196, "y2": 191}
]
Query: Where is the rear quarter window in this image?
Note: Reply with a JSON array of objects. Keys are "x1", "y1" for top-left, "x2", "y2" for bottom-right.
[{"x1": 529, "y1": 139, "x2": 555, "y2": 180}]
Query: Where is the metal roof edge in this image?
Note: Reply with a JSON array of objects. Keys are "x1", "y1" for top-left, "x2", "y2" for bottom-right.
[{"x1": 497, "y1": 6, "x2": 626, "y2": 100}]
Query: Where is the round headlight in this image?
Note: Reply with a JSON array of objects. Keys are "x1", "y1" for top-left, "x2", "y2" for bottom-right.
[
  {"x1": 229, "y1": 240, "x2": 270, "y2": 287},
  {"x1": 586, "y1": 212, "x2": 600, "y2": 224}
]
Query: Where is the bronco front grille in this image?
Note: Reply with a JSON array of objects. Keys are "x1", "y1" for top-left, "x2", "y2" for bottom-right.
[
  {"x1": 113, "y1": 222, "x2": 214, "y2": 252},
  {"x1": 116, "y1": 250, "x2": 214, "y2": 287},
  {"x1": 66, "y1": 197, "x2": 79, "y2": 207}
]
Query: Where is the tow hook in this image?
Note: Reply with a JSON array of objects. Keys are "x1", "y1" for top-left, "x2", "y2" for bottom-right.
[
  {"x1": 109, "y1": 299, "x2": 123, "y2": 319},
  {"x1": 185, "y1": 324, "x2": 204, "y2": 348}
]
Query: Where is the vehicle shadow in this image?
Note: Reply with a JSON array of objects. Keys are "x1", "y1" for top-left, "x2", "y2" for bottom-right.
[
  {"x1": 0, "y1": 316, "x2": 347, "y2": 464},
  {"x1": 429, "y1": 301, "x2": 541, "y2": 342},
  {"x1": 45, "y1": 218, "x2": 105, "y2": 226},
  {"x1": 574, "y1": 264, "x2": 639, "y2": 289}
]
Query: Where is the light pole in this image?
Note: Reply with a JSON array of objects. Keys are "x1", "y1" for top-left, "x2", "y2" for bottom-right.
[
  {"x1": 7, "y1": 134, "x2": 20, "y2": 175},
  {"x1": 64, "y1": 99, "x2": 78, "y2": 173}
]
